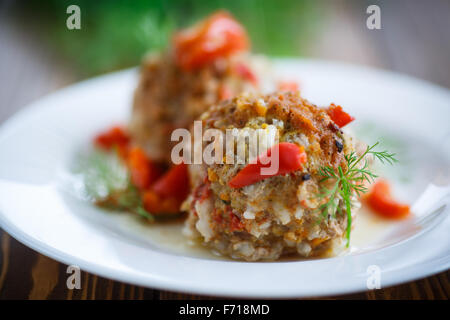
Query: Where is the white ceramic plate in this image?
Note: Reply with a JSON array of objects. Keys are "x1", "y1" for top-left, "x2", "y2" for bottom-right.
[{"x1": 0, "y1": 59, "x2": 449, "y2": 298}]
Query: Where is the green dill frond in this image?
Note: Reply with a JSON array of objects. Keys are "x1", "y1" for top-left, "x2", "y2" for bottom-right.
[
  {"x1": 316, "y1": 142, "x2": 398, "y2": 247},
  {"x1": 74, "y1": 149, "x2": 154, "y2": 222}
]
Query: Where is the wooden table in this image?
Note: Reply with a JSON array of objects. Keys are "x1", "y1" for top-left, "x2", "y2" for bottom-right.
[{"x1": 0, "y1": 0, "x2": 449, "y2": 300}]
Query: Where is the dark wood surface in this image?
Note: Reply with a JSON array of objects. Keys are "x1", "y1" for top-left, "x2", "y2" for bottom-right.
[
  {"x1": 0, "y1": 0, "x2": 449, "y2": 300},
  {"x1": 0, "y1": 229, "x2": 448, "y2": 300}
]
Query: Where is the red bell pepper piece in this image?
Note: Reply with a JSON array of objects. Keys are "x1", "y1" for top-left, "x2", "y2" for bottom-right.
[
  {"x1": 228, "y1": 142, "x2": 307, "y2": 188},
  {"x1": 152, "y1": 163, "x2": 190, "y2": 202},
  {"x1": 94, "y1": 126, "x2": 130, "y2": 150},
  {"x1": 193, "y1": 179, "x2": 212, "y2": 204},
  {"x1": 219, "y1": 84, "x2": 233, "y2": 101},
  {"x1": 365, "y1": 180, "x2": 410, "y2": 219},
  {"x1": 127, "y1": 147, "x2": 161, "y2": 190},
  {"x1": 173, "y1": 11, "x2": 249, "y2": 70},
  {"x1": 142, "y1": 190, "x2": 180, "y2": 215},
  {"x1": 228, "y1": 210, "x2": 244, "y2": 232},
  {"x1": 278, "y1": 80, "x2": 300, "y2": 92},
  {"x1": 235, "y1": 62, "x2": 258, "y2": 86},
  {"x1": 327, "y1": 104, "x2": 355, "y2": 128},
  {"x1": 143, "y1": 163, "x2": 189, "y2": 215}
]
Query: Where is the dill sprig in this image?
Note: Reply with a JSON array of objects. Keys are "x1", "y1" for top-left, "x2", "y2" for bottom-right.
[
  {"x1": 74, "y1": 149, "x2": 154, "y2": 222},
  {"x1": 317, "y1": 142, "x2": 398, "y2": 246},
  {"x1": 95, "y1": 182, "x2": 154, "y2": 222}
]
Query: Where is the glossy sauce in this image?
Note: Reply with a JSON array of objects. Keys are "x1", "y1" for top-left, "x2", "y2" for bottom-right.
[{"x1": 127, "y1": 204, "x2": 400, "y2": 261}]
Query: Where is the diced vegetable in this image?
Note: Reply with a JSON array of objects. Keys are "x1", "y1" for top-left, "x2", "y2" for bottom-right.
[
  {"x1": 142, "y1": 190, "x2": 180, "y2": 215},
  {"x1": 327, "y1": 103, "x2": 355, "y2": 128},
  {"x1": 228, "y1": 142, "x2": 307, "y2": 188},
  {"x1": 91, "y1": 128, "x2": 190, "y2": 217},
  {"x1": 173, "y1": 11, "x2": 249, "y2": 70},
  {"x1": 365, "y1": 180, "x2": 410, "y2": 219},
  {"x1": 193, "y1": 179, "x2": 212, "y2": 204},
  {"x1": 126, "y1": 147, "x2": 161, "y2": 190},
  {"x1": 278, "y1": 80, "x2": 299, "y2": 92},
  {"x1": 219, "y1": 84, "x2": 233, "y2": 101},
  {"x1": 235, "y1": 62, "x2": 258, "y2": 85},
  {"x1": 228, "y1": 210, "x2": 244, "y2": 232},
  {"x1": 152, "y1": 163, "x2": 189, "y2": 202},
  {"x1": 94, "y1": 126, "x2": 130, "y2": 150},
  {"x1": 142, "y1": 163, "x2": 190, "y2": 215}
]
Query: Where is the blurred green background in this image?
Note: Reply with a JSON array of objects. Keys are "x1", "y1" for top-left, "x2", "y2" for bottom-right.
[{"x1": 15, "y1": 0, "x2": 319, "y2": 77}]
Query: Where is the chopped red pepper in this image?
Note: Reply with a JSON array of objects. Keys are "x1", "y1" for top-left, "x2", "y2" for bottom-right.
[
  {"x1": 235, "y1": 62, "x2": 258, "y2": 86},
  {"x1": 127, "y1": 147, "x2": 161, "y2": 190},
  {"x1": 225, "y1": 206, "x2": 244, "y2": 232},
  {"x1": 173, "y1": 11, "x2": 249, "y2": 71},
  {"x1": 193, "y1": 179, "x2": 212, "y2": 204},
  {"x1": 152, "y1": 163, "x2": 190, "y2": 202},
  {"x1": 228, "y1": 142, "x2": 307, "y2": 188},
  {"x1": 212, "y1": 208, "x2": 223, "y2": 224},
  {"x1": 142, "y1": 190, "x2": 180, "y2": 215},
  {"x1": 278, "y1": 80, "x2": 300, "y2": 92},
  {"x1": 142, "y1": 163, "x2": 190, "y2": 215},
  {"x1": 94, "y1": 126, "x2": 130, "y2": 150},
  {"x1": 219, "y1": 84, "x2": 233, "y2": 101},
  {"x1": 228, "y1": 211, "x2": 245, "y2": 232},
  {"x1": 142, "y1": 190, "x2": 160, "y2": 213},
  {"x1": 365, "y1": 180, "x2": 410, "y2": 219},
  {"x1": 327, "y1": 104, "x2": 355, "y2": 128}
]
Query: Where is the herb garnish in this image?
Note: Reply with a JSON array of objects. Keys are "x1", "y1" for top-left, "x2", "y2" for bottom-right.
[
  {"x1": 74, "y1": 149, "x2": 154, "y2": 222},
  {"x1": 317, "y1": 142, "x2": 398, "y2": 246},
  {"x1": 95, "y1": 182, "x2": 154, "y2": 222}
]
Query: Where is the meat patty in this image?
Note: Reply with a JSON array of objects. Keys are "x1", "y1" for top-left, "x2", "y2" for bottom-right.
[
  {"x1": 129, "y1": 52, "x2": 266, "y2": 163},
  {"x1": 183, "y1": 92, "x2": 364, "y2": 261}
]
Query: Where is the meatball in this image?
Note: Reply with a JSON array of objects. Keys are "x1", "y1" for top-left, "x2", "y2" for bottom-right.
[
  {"x1": 182, "y1": 92, "x2": 364, "y2": 261},
  {"x1": 129, "y1": 11, "x2": 270, "y2": 163},
  {"x1": 130, "y1": 52, "x2": 263, "y2": 162}
]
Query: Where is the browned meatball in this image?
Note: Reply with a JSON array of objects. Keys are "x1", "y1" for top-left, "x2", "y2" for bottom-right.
[
  {"x1": 183, "y1": 92, "x2": 364, "y2": 261},
  {"x1": 129, "y1": 51, "x2": 264, "y2": 163}
]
